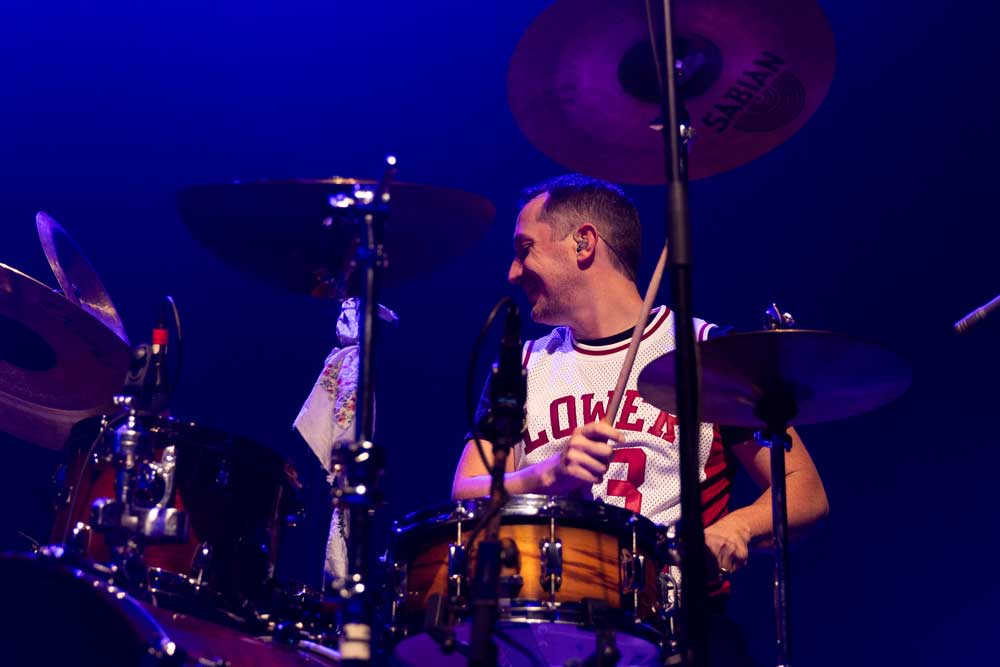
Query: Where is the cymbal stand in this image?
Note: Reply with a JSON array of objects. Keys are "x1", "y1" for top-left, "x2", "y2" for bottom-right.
[
  {"x1": 651, "y1": 1, "x2": 708, "y2": 666},
  {"x1": 331, "y1": 156, "x2": 397, "y2": 667},
  {"x1": 753, "y1": 304, "x2": 797, "y2": 667}
]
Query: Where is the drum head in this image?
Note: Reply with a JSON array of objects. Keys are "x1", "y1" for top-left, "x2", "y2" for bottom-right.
[{"x1": 393, "y1": 619, "x2": 662, "y2": 667}]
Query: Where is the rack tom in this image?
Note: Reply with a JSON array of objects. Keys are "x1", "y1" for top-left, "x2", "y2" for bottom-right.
[{"x1": 51, "y1": 416, "x2": 300, "y2": 611}]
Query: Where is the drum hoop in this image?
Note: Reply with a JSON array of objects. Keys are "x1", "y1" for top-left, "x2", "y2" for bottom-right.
[
  {"x1": 392, "y1": 494, "x2": 661, "y2": 544},
  {"x1": 393, "y1": 602, "x2": 664, "y2": 646},
  {"x1": 6, "y1": 552, "x2": 180, "y2": 659}
]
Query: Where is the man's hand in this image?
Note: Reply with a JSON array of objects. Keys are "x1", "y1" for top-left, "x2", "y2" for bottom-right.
[
  {"x1": 538, "y1": 421, "x2": 622, "y2": 495},
  {"x1": 704, "y1": 513, "x2": 752, "y2": 575}
]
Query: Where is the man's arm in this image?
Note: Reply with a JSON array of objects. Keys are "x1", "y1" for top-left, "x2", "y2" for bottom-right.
[
  {"x1": 451, "y1": 422, "x2": 622, "y2": 500},
  {"x1": 704, "y1": 427, "x2": 829, "y2": 573}
]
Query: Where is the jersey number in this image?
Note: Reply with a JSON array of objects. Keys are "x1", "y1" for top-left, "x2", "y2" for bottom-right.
[{"x1": 606, "y1": 448, "x2": 647, "y2": 513}]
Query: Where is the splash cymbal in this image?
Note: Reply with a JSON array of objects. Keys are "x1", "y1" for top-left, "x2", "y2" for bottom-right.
[
  {"x1": 508, "y1": 0, "x2": 836, "y2": 184},
  {"x1": 36, "y1": 211, "x2": 129, "y2": 344},
  {"x1": 638, "y1": 330, "x2": 910, "y2": 427}
]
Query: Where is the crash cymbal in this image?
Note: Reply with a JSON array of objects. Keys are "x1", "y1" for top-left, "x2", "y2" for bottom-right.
[
  {"x1": 0, "y1": 263, "x2": 130, "y2": 449},
  {"x1": 176, "y1": 179, "x2": 496, "y2": 297},
  {"x1": 508, "y1": 0, "x2": 836, "y2": 184},
  {"x1": 637, "y1": 330, "x2": 911, "y2": 427},
  {"x1": 36, "y1": 211, "x2": 129, "y2": 344}
]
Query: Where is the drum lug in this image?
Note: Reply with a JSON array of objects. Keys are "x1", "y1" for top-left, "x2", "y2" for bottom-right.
[
  {"x1": 657, "y1": 570, "x2": 679, "y2": 617},
  {"x1": 392, "y1": 561, "x2": 408, "y2": 602},
  {"x1": 498, "y1": 537, "x2": 522, "y2": 597},
  {"x1": 539, "y1": 538, "x2": 562, "y2": 595},
  {"x1": 620, "y1": 549, "x2": 645, "y2": 594},
  {"x1": 447, "y1": 543, "x2": 467, "y2": 599},
  {"x1": 191, "y1": 541, "x2": 213, "y2": 585},
  {"x1": 66, "y1": 522, "x2": 92, "y2": 557}
]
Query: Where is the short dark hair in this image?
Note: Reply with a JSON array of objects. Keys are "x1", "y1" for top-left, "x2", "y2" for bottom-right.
[{"x1": 519, "y1": 174, "x2": 641, "y2": 282}]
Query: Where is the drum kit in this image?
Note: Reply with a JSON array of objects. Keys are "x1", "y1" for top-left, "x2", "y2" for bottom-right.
[{"x1": 0, "y1": 1, "x2": 913, "y2": 667}]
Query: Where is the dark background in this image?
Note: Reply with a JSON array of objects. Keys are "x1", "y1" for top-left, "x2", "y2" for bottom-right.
[{"x1": 1, "y1": 1, "x2": 997, "y2": 664}]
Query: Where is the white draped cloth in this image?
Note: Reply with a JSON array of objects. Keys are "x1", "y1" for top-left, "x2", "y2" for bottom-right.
[{"x1": 292, "y1": 299, "x2": 397, "y2": 584}]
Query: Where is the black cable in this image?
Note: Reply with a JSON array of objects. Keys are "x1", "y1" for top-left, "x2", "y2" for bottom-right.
[
  {"x1": 465, "y1": 296, "x2": 514, "y2": 473},
  {"x1": 463, "y1": 296, "x2": 518, "y2": 552}
]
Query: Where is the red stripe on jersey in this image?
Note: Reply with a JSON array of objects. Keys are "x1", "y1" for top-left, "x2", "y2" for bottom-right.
[
  {"x1": 701, "y1": 426, "x2": 733, "y2": 529},
  {"x1": 702, "y1": 427, "x2": 728, "y2": 480},
  {"x1": 708, "y1": 579, "x2": 732, "y2": 597},
  {"x1": 522, "y1": 339, "x2": 536, "y2": 368},
  {"x1": 571, "y1": 307, "x2": 671, "y2": 355},
  {"x1": 701, "y1": 488, "x2": 731, "y2": 527},
  {"x1": 698, "y1": 321, "x2": 713, "y2": 341}
]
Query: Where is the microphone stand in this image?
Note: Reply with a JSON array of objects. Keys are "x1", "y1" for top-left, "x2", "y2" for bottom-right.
[
  {"x1": 468, "y1": 301, "x2": 525, "y2": 667},
  {"x1": 654, "y1": 2, "x2": 709, "y2": 666}
]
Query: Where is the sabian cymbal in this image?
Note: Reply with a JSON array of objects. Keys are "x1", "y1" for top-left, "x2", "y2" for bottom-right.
[
  {"x1": 637, "y1": 330, "x2": 911, "y2": 427},
  {"x1": 508, "y1": 0, "x2": 836, "y2": 184},
  {"x1": 36, "y1": 211, "x2": 129, "y2": 344},
  {"x1": 176, "y1": 179, "x2": 496, "y2": 298},
  {"x1": 0, "y1": 263, "x2": 130, "y2": 449}
]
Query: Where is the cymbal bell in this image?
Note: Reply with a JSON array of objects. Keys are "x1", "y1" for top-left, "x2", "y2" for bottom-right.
[
  {"x1": 637, "y1": 330, "x2": 911, "y2": 427},
  {"x1": 0, "y1": 263, "x2": 130, "y2": 449},
  {"x1": 508, "y1": 0, "x2": 836, "y2": 184},
  {"x1": 176, "y1": 179, "x2": 496, "y2": 298}
]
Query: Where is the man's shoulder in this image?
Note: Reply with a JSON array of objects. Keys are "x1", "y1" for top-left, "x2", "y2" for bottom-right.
[{"x1": 525, "y1": 326, "x2": 572, "y2": 358}]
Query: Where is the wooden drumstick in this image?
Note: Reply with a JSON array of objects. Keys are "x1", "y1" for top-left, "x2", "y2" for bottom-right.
[{"x1": 603, "y1": 242, "x2": 668, "y2": 425}]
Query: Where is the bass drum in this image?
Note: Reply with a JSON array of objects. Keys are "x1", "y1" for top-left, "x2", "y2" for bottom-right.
[
  {"x1": 388, "y1": 495, "x2": 668, "y2": 667},
  {"x1": 1, "y1": 553, "x2": 339, "y2": 667}
]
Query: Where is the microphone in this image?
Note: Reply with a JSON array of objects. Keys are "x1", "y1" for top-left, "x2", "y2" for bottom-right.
[
  {"x1": 488, "y1": 301, "x2": 527, "y2": 445},
  {"x1": 954, "y1": 292, "x2": 1000, "y2": 335},
  {"x1": 147, "y1": 306, "x2": 170, "y2": 412}
]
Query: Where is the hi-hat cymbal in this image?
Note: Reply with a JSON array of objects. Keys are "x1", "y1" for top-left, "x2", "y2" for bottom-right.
[
  {"x1": 508, "y1": 0, "x2": 836, "y2": 184},
  {"x1": 0, "y1": 263, "x2": 130, "y2": 449},
  {"x1": 36, "y1": 211, "x2": 129, "y2": 344},
  {"x1": 637, "y1": 330, "x2": 911, "y2": 427},
  {"x1": 176, "y1": 179, "x2": 496, "y2": 298}
]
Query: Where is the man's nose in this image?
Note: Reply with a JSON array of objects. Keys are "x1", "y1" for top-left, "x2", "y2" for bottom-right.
[{"x1": 508, "y1": 259, "x2": 522, "y2": 285}]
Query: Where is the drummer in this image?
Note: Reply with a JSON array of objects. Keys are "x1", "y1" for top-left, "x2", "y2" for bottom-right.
[{"x1": 452, "y1": 173, "x2": 829, "y2": 582}]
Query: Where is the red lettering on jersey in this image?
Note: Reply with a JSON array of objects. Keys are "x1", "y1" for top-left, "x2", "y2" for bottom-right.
[
  {"x1": 523, "y1": 427, "x2": 550, "y2": 455},
  {"x1": 607, "y1": 448, "x2": 647, "y2": 513},
  {"x1": 614, "y1": 389, "x2": 646, "y2": 432},
  {"x1": 549, "y1": 395, "x2": 578, "y2": 438},
  {"x1": 581, "y1": 391, "x2": 615, "y2": 423},
  {"x1": 647, "y1": 410, "x2": 678, "y2": 443}
]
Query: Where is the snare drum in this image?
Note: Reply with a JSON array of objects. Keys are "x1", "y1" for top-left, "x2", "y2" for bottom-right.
[
  {"x1": 388, "y1": 495, "x2": 667, "y2": 667},
  {"x1": 0, "y1": 552, "x2": 339, "y2": 667}
]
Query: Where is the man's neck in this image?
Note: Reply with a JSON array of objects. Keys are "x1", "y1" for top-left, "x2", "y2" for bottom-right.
[{"x1": 565, "y1": 283, "x2": 645, "y2": 340}]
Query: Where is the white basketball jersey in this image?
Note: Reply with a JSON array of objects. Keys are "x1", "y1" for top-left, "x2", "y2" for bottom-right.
[{"x1": 514, "y1": 307, "x2": 720, "y2": 527}]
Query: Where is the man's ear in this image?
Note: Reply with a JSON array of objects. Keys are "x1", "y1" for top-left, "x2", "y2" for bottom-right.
[{"x1": 572, "y1": 224, "x2": 598, "y2": 261}]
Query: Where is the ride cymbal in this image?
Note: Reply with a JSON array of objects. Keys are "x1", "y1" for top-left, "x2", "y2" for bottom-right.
[
  {"x1": 508, "y1": 0, "x2": 836, "y2": 183},
  {"x1": 177, "y1": 179, "x2": 496, "y2": 298}
]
